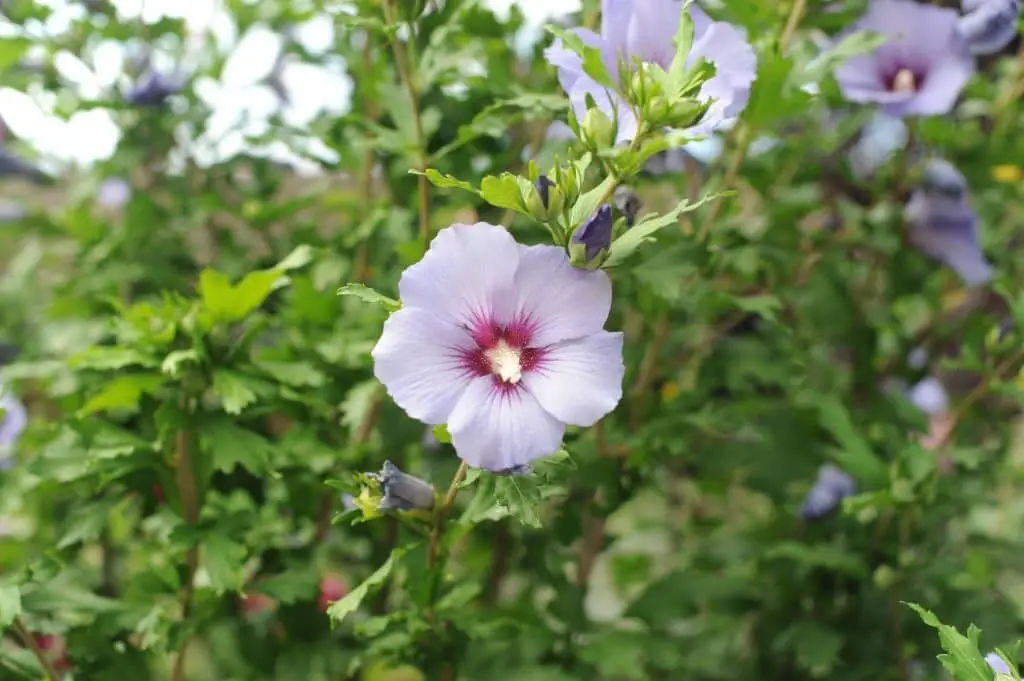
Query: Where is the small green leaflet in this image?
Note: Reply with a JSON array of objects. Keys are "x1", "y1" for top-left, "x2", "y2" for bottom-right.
[
  {"x1": 327, "y1": 546, "x2": 413, "y2": 626},
  {"x1": 545, "y1": 26, "x2": 614, "y2": 89},
  {"x1": 904, "y1": 603, "x2": 995, "y2": 681},
  {"x1": 603, "y1": 192, "x2": 725, "y2": 268},
  {"x1": 0, "y1": 584, "x2": 21, "y2": 630},
  {"x1": 337, "y1": 283, "x2": 401, "y2": 312}
]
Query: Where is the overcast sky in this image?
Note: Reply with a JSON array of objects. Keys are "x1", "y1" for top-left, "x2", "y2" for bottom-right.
[{"x1": 0, "y1": 0, "x2": 581, "y2": 173}]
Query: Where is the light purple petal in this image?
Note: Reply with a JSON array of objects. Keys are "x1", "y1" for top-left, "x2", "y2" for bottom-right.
[
  {"x1": 906, "y1": 195, "x2": 993, "y2": 287},
  {"x1": 898, "y1": 56, "x2": 974, "y2": 116},
  {"x1": 623, "y1": 0, "x2": 681, "y2": 68},
  {"x1": 691, "y1": 20, "x2": 757, "y2": 121},
  {"x1": 512, "y1": 244, "x2": 613, "y2": 347},
  {"x1": 907, "y1": 376, "x2": 949, "y2": 415},
  {"x1": 0, "y1": 391, "x2": 26, "y2": 450},
  {"x1": 448, "y1": 377, "x2": 565, "y2": 471},
  {"x1": 987, "y1": 652, "x2": 1013, "y2": 675},
  {"x1": 372, "y1": 308, "x2": 475, "y2": 424},
  {"x1": 521, "y1": 331, "x2": 624, "y2": 427},
  {"x1": 398, "y1": 223, "x2": 519, "y2": 327},
  {"x1": 544, "y1": 28, "x2": 602, "y2": 93},
  {"x1": 958, "y1": 0, "x2": 1020, "y2": 56},
  {"x1": 601, "y1": 0, "x2": 633, "y2": 70}
]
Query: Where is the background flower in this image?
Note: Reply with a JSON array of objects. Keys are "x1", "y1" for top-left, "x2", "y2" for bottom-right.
[
  {"x1": 545, "y1": 0, "x2": 756, "y2": 145},
  {"x1": 835, "y1": 0, "x2": 974, "y2": 117}
]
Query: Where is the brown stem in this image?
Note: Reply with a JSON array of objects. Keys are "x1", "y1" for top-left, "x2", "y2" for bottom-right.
[
  {"x1": 381, "y1": 0, "x2": 431, "y2": 249},
  {"x1": 171, "y1": 401, "x2": 199, "y2": 681},
  {"x1": 353, "y1": 38, "x2": 379, "y2": 283},
  {"x1": 13, "y1": 617, "x2": 61, "y2": 681},
  {"x1": 575, "y1": 503, "x2": 606, "y2": 588},
  {"x1": 628, "y1": 314, "x2": 670, "y2": 430},
  {"x1": 427, "y1": 462, "x2": 469, "y2": 569}
]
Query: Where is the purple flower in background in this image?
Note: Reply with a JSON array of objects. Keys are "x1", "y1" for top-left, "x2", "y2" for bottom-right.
[
  {"x1": 799, "y1": 464, "x2": 856, "y2": 520},
  {"x1": 907, "y1": 376, "x2": 949, "y2": 416},
  {"x1": 0, "y1": 387, "x2": 27, "y2": 471},
  {"x1": 958, "y1": 0, "x2": 1021, "y2": 55},
  {"x1": 835, "y1": 0, "x2": 974, "y2": 117},
  {"x1": 545, "y1": 0, "x2": 757, "y2": 145},
  {"x1": 97, "y1": 177, "x2": 131, "y2": 209},
  {"x1": 986, "y1": 652, "x2": 1013, "y2": 675},
  {"x1": 904, "y1": 159, "x2": 994, "y2": 286},
  {"x1": 372, "y1": 223, "x2": 624, "y2": 471},
  {"x1": 127, "y1": 69, "x2": 184, "y2": 107}
]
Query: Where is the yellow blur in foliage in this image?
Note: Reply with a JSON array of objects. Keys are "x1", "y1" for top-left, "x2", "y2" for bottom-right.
[{"x1": 992, "y1": 165, "x2": 1022, "y2": 184}]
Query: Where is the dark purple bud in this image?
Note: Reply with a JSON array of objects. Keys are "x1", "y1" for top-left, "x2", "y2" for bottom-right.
[
  {"x1": 613, "y1": 185, "x2": 641, "y2": 227},
  {"x1": 369, "y1": 460, "x2": 435, "y2": 511},
  {"x1": 570, "y1": 205, "x2": 613, "y2": 268},
  {"x1": 535, "y1": 174, "x2": 554, "y2": 210}
]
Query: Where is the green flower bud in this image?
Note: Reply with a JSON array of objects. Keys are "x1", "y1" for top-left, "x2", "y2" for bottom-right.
[{"x1": 580, "y1": 107, "x2": 615, "y2": 149}]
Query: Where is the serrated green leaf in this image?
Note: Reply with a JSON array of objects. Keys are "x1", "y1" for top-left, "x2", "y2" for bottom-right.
[
  {"x1": 414, "y1": 168, "x2": 477, "y2": 194},
  {"x1": 212, "y1": 370, "x2": 259, "y2": 415},
  {"x1": 604, "y1": 192, "x2": 723, "y2": 267},
  {"x1": 203, "y1": 535, "x2": 247, "y2": 595},
  {"x1": 0, "y1": 584, "x2": 21, "y2": 630},
  {"x1": 479, "y1": 174, "x2": 525, "y2": 211},
  {"x1": 337, "y1": 283, "x2": 401, "y2": 312},
  {"x1": 569, "y1": 175, "x2": 616, "y2": 229},
  {"x1": 78, "y1": 373, "x2": 164, "y2": 416},
  {"x1": 905, "y1": 603, "x2": 993, "y2": 681},
  {"x1": 327, "y1": 547, "x2": 412, "y2": 626},
  {"x1": 201, "y1": 419, "x2": 273, "y2": 474},
  {"x1": 200, "y1": 268, "x2": 285, "y2": 322}
]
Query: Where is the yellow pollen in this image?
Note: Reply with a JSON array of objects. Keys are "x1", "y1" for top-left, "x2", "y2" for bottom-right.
[
  {"x1": 485, "y1": 340, "x2": 523, "y2": 384},
  {"x1": 892, "y1": 68, "x2": 916, "y2": 93}
]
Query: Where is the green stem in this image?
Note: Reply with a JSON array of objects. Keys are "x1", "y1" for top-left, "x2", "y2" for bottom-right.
[
  {"x1": 171, "y1": 398, "x2": 199, "y2": 681},
  {"x1": 427, "y1": 462, "x2": 469, "y2": 569}
]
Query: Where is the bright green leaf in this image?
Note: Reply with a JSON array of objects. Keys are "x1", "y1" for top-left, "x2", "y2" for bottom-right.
[
  {"x1": 212, "y1": 370, "x2": 259, "y2": 415},
  {"x1": 203, "y1": 535, "x2": 247, "y2": 595},
  {"x1": 604, "y1": 192, "x2": 723, "y2": 267},
  {"x1": 337, "y1": 283, "x2": 401, "y2": 312},
  {"x1": 0, "y1": 584, "x2": 21, "y2": 630},
  {"x1": 327, "y1": 547, "x2": 411, "y2": 626}
]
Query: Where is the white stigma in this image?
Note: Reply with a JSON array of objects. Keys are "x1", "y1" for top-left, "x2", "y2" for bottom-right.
[
  {"x1": 892, "y1": 68, "x2": 917, "y2": 93},
  {"x1": 485, "y1": 340, "x2": 523, "y2": 384}
]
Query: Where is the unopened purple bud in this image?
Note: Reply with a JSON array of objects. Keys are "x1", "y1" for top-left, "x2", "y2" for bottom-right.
[
  {"x1": 494, "y1": 464, "x2": 532, "y2": 477},
  {"x1": 369, "y1": 460, "x2": 435, "y2": 511},
  {"x1": 569, "y1": 205, "x2": 613, "y2": 269},
  {"x1": 535, "y1": 175, "x2": 553, "y2": 211}
]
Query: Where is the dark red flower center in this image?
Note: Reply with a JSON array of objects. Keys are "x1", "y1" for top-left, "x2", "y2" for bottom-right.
[{"x1": 460, "y1": 319, "x2": 544, "y2": 390}]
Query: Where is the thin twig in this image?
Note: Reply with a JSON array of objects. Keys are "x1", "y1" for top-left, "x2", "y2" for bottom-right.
[
  {"x1": 427, "y1": 462, "x2": 469, "y2": 569},
  {"x1": 171, "y1": 399, "x2": 199, "y2": 681},
  {"x1": 13, "y1": 617, "x2": 61, "y2": 680},
  {"x1": 381, "y1": 0, "x2": 431, "y2": 249}
]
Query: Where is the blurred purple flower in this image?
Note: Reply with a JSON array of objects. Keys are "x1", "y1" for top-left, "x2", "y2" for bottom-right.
[
  {"x1": 97, "y1": 177, "x2": 131, "y2": 209},
  {"x1": 835, "y1": 0, "x2": 974, "y2": 117},
  {"x1": 127, "y1": 69, "x2": 184, "y2": 107},
  {"x1": 799, "y1": 464, "x2": 856, "y2": 520},
  {"x1": 907, "y1": 376, "x2": 949, "y2": 415},
  {"x1": 372, "y1": 223, "x2": 624, "y2": 471},
  {"x1": 0, "y1": 387, "x2": 27, "y2": 470},
  {"x1": 545, "y1": 0, "x2": 757, "y2": 145},
  {"x1": 958, "y1": 0, "x2": 1021, "y2": 55},
  {"x1": 986, "y1": 652, "x2": 1013, "y2": 675},
  {"x1": 904, "y1": 159, "x2": 994, "y2": 286}
]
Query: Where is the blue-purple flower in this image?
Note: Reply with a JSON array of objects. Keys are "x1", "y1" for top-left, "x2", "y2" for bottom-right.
[
  {"x1": 545, "y1": 0, "x2": 757, "y2": 145},
  {"x1": 0, "y1": 386, "x2": 27, "y2": 470},
  {"x1": 800, "y1": 464, "x2": 856, "y2": 520},
  {"x1": 904, "y1": 159, "x2": 994, "y2": 287},
  {"x1": 958, "y1": 0, "x2": 1021, "y2": 55},
  {"x1": 127, "y1": 69, "x2": 184, "y2": 107},
  {"x1": 372, "y1": 223, "x2": 624, "y2": 471},
  {"x1": 835, "y1": 0, "x2": 974, "y2": 117},
  {"x1": 987, "y1": 652, "x2": 1013, "y2": 675}
]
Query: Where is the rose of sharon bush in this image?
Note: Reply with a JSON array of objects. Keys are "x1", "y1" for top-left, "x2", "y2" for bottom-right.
[
  {"x1": 545, "y1": 0, "x2": 756, "y2": 145},
  {"x1": 835, "y1": 0, "x2": 974, "y2": 117},
  {"x1": 372, "y1": 223, "x2": 624, "y2": 472}
]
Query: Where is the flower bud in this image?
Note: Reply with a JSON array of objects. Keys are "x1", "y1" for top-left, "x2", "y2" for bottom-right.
[
  {"x1": 569, "y1": 205, "x2": 613, "y2": 270},
  {"x1": 580, "y1": 107, "x2": 615, "y2": 149},
  {"x1": 525, "y1": 174, "x2": 566, "y2": 222},
  {"x1": 369, "y1": 460, "x2": 435, "y2": 511},
  {"x1": 665, "y1": 98, "x2": 710, "y2": 130},
  {"x1": 613, "y1": 186, "x2": 642, "y2": 227},
  {"x1": 799, "y1": 464, "x2": 856, "y2": 521}
]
